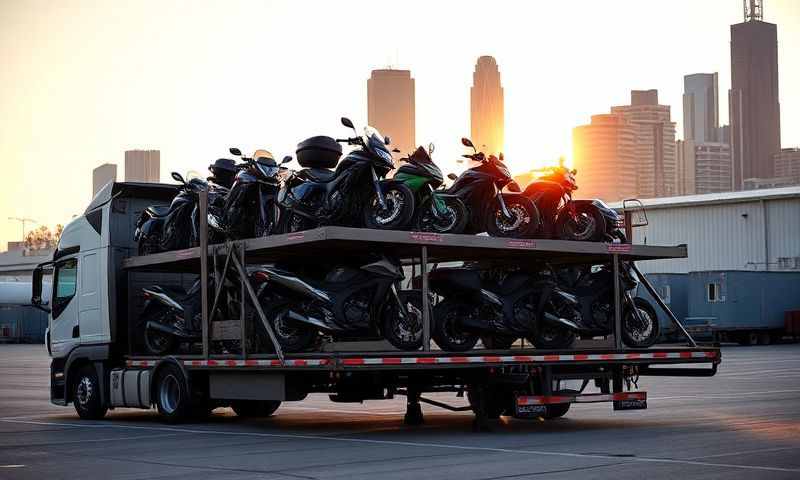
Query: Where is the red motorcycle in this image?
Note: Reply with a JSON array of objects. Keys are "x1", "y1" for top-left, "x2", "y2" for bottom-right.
[{"x1": 522, "y1": 162, "x2": 624, "y2": 242}]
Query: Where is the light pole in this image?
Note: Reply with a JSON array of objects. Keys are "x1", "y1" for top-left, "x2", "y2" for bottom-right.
[{"x1": 7, "y1": 217, "x2": 38, "y2": 242}]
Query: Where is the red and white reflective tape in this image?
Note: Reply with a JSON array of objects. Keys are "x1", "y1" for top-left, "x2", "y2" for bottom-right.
[
  {"x1": 126, "y1": 358, "x2": 329, "y2": 368},
  {"x1": 517, "y1": 391, "x2": 647, "y2": 406},
  {"x1": 339, "y1": 350, "x2": 716, "y2": 366}
]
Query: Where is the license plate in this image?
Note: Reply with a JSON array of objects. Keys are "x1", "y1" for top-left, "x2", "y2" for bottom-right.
[
  {"x1": 613, "y1": 399, "x2": 647, "y2": 410},
  {"x1": 514, "y1": 404, "x2": 548, "y2": 418}
]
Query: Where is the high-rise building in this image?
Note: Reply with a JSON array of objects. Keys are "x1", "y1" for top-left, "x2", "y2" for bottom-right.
[
  {"x1": 125, "y1": 150, "x2": 160, "y2": 182},
  {"x1": 470, "y1": 56, "x2": 504, "y2": 156},
  {"x1": 92, "y1": 163, "x2": 117, "y2": 196},
  {"x1": 572, "y1": 114, "x2": 637, "y2": 202},
  {"x1": 773, "y1": 148, "x2": 800, "y2": 184},
  {"x1": 611, "y1": 90, "x2": 677, "y2": 198},
  {"x1": 367, "y1": 69, "x2": 415, "y2": 159},
  {"x1": 683, "y1": 73, "x2": 719, "y2": 142},
  {"x1": 676, "y1": 140, "x2": 696, "y2": 196},
  {"x1": 694, "y1": 142, "x2": 733, "y2": 194},
  {"x1": 729, "y1": 0, "x2": 781, "y2": 189}
]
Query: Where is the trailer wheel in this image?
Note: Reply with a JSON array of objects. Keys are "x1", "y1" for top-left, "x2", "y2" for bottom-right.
[
  {"x1": 543, "y1": 403, "x2": 571, "y2": 419},
  {"x1": 231, "y1": 400, "x2": 281, "y2": 418},
  {"x1": 73, "y1": 365, "x2": 108, "y2": 420},
  {"x1": 467, "y1": 388, "x2": 506, "y2": 419},
  {"x1": 737, "y1": 331, "x2": 759, "y2": 346},
  {"x1": 155, "y1": 363, "x2": 191, "y2": 423}
]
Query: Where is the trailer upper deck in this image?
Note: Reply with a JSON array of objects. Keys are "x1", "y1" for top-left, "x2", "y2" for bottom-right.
[{"x1": 122, "y1": 226, "x2": 688, "y2": 271}]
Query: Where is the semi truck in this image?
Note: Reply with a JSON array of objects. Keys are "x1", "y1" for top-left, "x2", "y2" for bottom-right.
[{"x1": 31, "y1": 182, "x2": 720, "y2": 429}]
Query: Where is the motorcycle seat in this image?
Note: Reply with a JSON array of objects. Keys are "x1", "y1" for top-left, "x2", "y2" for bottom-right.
[
  {"x1": 146, "y1": 205, "x2": 171, "y2": 218},
  {"x1": 147, "y1": 284, "x2": 189, "y2": 301},
  {"x1": 299, "y1": 168, "x2": 336, "y2": 183}
]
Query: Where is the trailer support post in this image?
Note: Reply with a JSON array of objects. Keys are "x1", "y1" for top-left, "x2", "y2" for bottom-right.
[
  {"x1": 404, "y1": 386, "x2": 424, "y2": 426},
  {"x1": 240, "y1": 242, "x2": 247, "y2": 359},
  {"x1": 200, "y1": 189, "x2": 209, "y2": 359},
  {"x1": 208, "y1": 243, "x2": 234, "y2": 325},
  {"x1": 612, "y1": 253, "x2": 623, "y2": 350},
  {"x1": 421, "y1": 246, "x2": 431, "y2": 352},
  {"x1": 630, "y1": 262, "x2": 698, "y2": 347}
]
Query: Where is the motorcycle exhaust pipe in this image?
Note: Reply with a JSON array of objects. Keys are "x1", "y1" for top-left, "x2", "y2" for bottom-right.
[
  {"x1": 146, "y1": 321, "x2": 199, "y2": 339},
  {"x1": 542, "y1": 312, "x2": 580, "y2": 331},
  {"x1": 285, "y1": 309, "x2": 332, "y2": 331}
]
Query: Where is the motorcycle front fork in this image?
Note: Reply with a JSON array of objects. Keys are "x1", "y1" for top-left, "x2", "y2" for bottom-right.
[
  {"x1": 371, "y1": 166, "x2": 388, "y2": 210},
  {"x1": 390, "y1": 283, "x2": 408, "y2": 319},
  {"x1": 495, "y1": 191, "x2": 513, "y2": 220}
]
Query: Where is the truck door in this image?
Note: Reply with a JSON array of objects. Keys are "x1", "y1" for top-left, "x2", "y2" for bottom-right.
[
  {"x1": 49, "y1": 257, "x2": 80, "y2": 358},
  {"x1": 79, "y1": 251, "x2": 107, "y2": 343}
]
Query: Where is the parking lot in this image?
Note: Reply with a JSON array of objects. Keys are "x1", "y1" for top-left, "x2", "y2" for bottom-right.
[{"x1": 1, "y1": 343, "x2": 798, "y2": 479}]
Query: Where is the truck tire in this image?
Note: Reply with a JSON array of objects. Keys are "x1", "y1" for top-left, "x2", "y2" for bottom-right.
[
  {"x1": 737, "y1": 331, "x2": 759, "y2": 346},
  {"x1": 231, "y1": 400, "x2": 281, "y2": 418},
  {"x1": 155, "y1": 363, "x2": 191, "y2": 423},
  {"x1": 73, "y1": 365, "x2": 108, "y2": 420}
]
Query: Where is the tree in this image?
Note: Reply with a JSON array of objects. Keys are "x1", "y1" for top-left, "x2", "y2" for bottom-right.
[{"x1": 24, "y1": 224, "x2": 63, "y2": 251}]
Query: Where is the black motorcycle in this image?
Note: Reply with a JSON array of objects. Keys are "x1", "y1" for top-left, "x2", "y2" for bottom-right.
[
  {"x1": 446, "y1": 138, "x2": 539, "y2": 238},
  {"x1": 135, "y1": 172, "x2": 226, "y2": 255},
  {"x1": 546, "y1": 262, "x2": 660, "y2": 347},
  {"x1": 278, "y1": 117, "x2": 415, "y2": 232},
  {"x1": 429, "y1": 265, "x2": 580, "y2": 352},
  {"x1": 394, "y1": 144, "x2": 468, "y2": 234},
  {"x1": 522, "y1": 163, "x2": 625, "y2": 241},
  {"x1": 252, "y1": 257, "x2": 424, "y2": 352},
  {"x1": 217, "y1": 148, "x2": 290, "y2": 239}
]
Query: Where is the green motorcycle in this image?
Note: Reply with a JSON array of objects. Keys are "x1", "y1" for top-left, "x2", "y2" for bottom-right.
[{"x1": 394, "y1": 145, "x2": 468, "y2": 234}]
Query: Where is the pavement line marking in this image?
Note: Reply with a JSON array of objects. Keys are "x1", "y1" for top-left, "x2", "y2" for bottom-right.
[
  {"x1": 2, "y1": 418, "x2": 799, "y2": 474},
  {"x1": 0, "y1": 465, "x2": 26, "y2": 468},
  {"x1": 280, "y1": 406, "x2": 407, "y2": 416},
  {"x1": 688, "y1": 446, "x2": 800, "y2": 460}
]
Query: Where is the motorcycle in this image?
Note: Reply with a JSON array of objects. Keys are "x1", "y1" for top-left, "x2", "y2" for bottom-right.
[
  {"x1": 394, "y1": 144, "x2": 468, "y2": 234},
  {"x1": 445, "y1": 138, "x2": 539, "y2": 238},
  {"x1": 251, "y1": 257, "x2": 424, "y2": 352},
  {"x1": 278, "y1": 117, "x2": 415, "y2": 232},
  {"x1": 546, "y1": 262, "x2": 661, "y2": 347},
  {"x1": 522, "y1": 163, "x2": 624, "y2": 241},
  {"x1": 135, "y1": 172, "x2": 227, "y2": 255},
  {"x1": 428, "y1": 265, "x2": 580, "y2": 352},
  {"x1": 218, "y1": 148, "x2": 290, "y2": 239}
]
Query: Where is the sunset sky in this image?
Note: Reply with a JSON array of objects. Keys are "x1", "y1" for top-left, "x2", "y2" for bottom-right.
[{"x1": 1, "y1": 0, "x2": 799, "y2": 250}]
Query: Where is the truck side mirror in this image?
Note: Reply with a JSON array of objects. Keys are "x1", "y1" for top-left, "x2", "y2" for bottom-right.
[{"x1": 32, "y1": 263, "x2": 52, "y2": 313}]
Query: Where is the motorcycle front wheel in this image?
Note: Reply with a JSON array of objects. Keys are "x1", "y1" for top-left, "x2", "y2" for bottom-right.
[
  {"x1": 137, "y1": 234, "x2": 162, "y2": 256},
  {"x1": 485, "y1": 195, "x2": 539, "y2": 238},
  {"x1": 555, "y1": 204, "x2": 605, "y2": 241},
  {"x1": 364, "y1": 184, "x2": 415, "y2": 230},
  {"x1": 144, "y1": 326, "x2": 176, "y2": 356},
  {"x1": 382, "y1": 290, "x2": 425, "y2": 351},
  {"x1": 416, "y1": 196, "x2": 468, "y2": 234},
  {"x1": 622, "y1": 297, "x2": 660, "y2": 348}
]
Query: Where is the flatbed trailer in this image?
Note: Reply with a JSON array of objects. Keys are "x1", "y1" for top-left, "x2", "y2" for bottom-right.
[{"x1": 36, "y1": 183, "x2": 720, "y2": 429}]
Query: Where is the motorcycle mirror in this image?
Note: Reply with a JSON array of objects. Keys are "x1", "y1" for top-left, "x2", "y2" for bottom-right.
[
  {"x1": 391, "y1": 148, "x2": 401, "y2": 153},
  {"x1": 229, "y1": 147, "x2": 242, "y2": 156},
  {"x1": 281, "y1": 155, "x2": 292, "y2": 165},
  {"x1": 384, "y1": 135, "x2": 391, "y2": 146},
  {"x1": 571, "y1": 168, "x2": 578, "y2": 174},
  {"x1": 447, "y1": 173, "x2": 458, "y2": 181},
  {"x1": 171, "y1": 172, "x2": 186, "y2": 184},
  {"x1": 428, "y1": 142, "x2": 435, "y2": 155},
  {"x1": 461, "y1": 137, "x2": 475, "y2": 151}
]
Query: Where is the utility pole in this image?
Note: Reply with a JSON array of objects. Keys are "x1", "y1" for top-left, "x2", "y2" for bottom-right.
[{"x1": 7, "y1": 217, "x2": 38, "y2": 241}]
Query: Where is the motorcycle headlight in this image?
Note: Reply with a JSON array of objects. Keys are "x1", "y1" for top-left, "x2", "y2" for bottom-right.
[{"x1": 376, "y1": 148, "x2": 393, "y2": 164}]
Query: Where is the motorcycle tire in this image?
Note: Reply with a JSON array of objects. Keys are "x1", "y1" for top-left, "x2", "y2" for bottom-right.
[
  {"x1": 280, "y1": 211, "x2": 317, "y2": 234},
  {"x1": 432, "y1": 298, "x2": 479, "y2": 352},
  {"x1": 622, "y1": 297, "x2": 660, "y2": 348},
  {"x1": 138, "y1": 235, "x2": 162, "y2": 256},
  {"x1": 416, "y1": 196, "x2": 468, "y2": 234},
  {"x1": 266, "y1": 307, "x2": 318, "y2": 353},
  {"x1": 364, "y1": 183, "x2": 416, "y2": 230},
  {"x1": 382, "y1": 290, "x2": 425, "y2": 351},
  {"x1": 144, "y1": 325, "x2": 176, "y2": 356},
  {"x1": 485, "y1": 195, "x2": 539, "y2": 238},
  {"x1": 555, "y1": 204, "x2": 606, "y2": 242},
  {"x1": 527, "y1": 325, "x2": 576, "y2": 350},
  {"x1": 480, "y1": 335, "x2": 516, "y2": 350}
]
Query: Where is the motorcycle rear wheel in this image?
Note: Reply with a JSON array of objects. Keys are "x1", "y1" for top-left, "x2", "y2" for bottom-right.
[
  {"x1": 485, "y1": 195, "x2": 539, "y2": 238},
  {"x1": 480, "y1": 335, "x2": 516, "y2": 350},
  {"x1": 622, "y1": 297, "x2": 660, "y2": 348},
  {"x1": 138, "y1": 235, "x2": 162, "y2": 256},
  {"x1": 144, "y1": 327, "x2": 176, "y2": 356},
  {"x1": 364, "y1": 184, "x2": 416, "y2": 230},
  {"x1": 416, "y1": 196, "x2": 468, "y2": 234},
  {"x1": 432, "y1": 299, "x2": 479, "y2": 352},
  {"x1": 555, "y1": 204, "x2": 605, "y2": 241}
]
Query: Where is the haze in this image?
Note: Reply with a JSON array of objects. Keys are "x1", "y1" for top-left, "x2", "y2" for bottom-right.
[{"x1": 1, "y1": 0, "x2": 799, "y2": 249}]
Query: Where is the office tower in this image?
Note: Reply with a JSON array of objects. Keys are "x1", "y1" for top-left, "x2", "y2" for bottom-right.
[
  {"x1": 773, "y1": 148, "x2": 800, "y2": 184},
  {"x1": 125, "y1": 150, "x2": 160, "y2": 182},
  {"x1": 470, "y1": 56, "x2": 504, "y2": 155},
  {"x1": 683, "y1": 73, "x2": 719, "y2": 142},
  {"x1": 676, "y1": 140, "x2": 696, "y2": 196},
  {"x1": 572, "y1": 114, "x2": 637, "y2": 202},
  {"x1": 611, "y1": 90, "x2": 677, "y2": 198},
  {"x1": 367, "y1": 69, "x2": 415, "y2": 159},
  {"x1": 729, "y1": 0, "x2": 781, "y2": 189},
  {"x1": 694, "y1": 143, "x2": 733, "y2": 194},
  {"x1": 92, "y1": 163, "x2": 117, "y2": 195}
]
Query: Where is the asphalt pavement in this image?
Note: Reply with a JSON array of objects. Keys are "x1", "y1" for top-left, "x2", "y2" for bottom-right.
[{"x1": 0, "y1": 343, "x2": 798, "y2": 479}]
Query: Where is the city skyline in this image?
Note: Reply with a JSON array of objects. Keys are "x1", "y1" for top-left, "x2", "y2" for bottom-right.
[
  {"x1": 367, "y1": 69, "x2": 416, "y2": 159},
  {"x1": 470, "y1": 56, "x2": 504, "y2": 156},
  {"x1": 1, "y1": 0, "x2": 799, "y2": 249}
]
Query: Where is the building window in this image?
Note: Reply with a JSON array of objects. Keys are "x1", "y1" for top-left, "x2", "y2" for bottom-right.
[
  {"x1": 706, "y1": 283, "x2": 723, "y2": 303},
  {"x1": 660, "y1": 285, "x2": 671, "y2": 304}
]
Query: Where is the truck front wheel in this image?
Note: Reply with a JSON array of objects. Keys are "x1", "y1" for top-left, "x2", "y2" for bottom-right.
[
  {"x1": 155, "y1": 363, "x2": 191, "y2": 423},
  {"x1": 73, "y1": 365, "x2": 108, "y2": 420}
]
